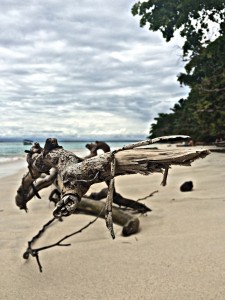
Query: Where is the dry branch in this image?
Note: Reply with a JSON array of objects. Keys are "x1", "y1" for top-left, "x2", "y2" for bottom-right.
[
  {"x1": 77, "y1": 197, "x2": 140, "y2": 236},
  {"x1": 49, "y1": 189, "x2": 141, "y2": 236},
  {"x1": 14, "y1": 136, "x2": 211, "y2": 272},
  {"x1": 15, "y1": 136, "x2": 210, "y2": 238},
  {"x1": 23, "y1": 213, "x2": 102, "y2": 273},
  {"x1": 88, "y1": 188, "x2": 151, "y2": 213}
]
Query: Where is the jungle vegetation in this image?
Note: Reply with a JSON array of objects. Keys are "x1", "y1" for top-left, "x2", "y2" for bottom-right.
[{"x1": 132, "y1": 0, "x2": 225, "y2": 142}]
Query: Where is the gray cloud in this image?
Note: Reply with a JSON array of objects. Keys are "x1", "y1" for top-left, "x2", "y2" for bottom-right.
[{"x1": 0, "y1": 0, "x2": 189, "y2": 140}]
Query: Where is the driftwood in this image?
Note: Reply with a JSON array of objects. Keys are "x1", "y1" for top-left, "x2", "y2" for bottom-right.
[
  {"x1": 77, "y1": 197, "x2": 140, "y2": 236},
  {"x1": 63, "y1": 141, "x2": 151, "y2": 214},
  {"x1": 17, "y1": 140, "x2": 147, "y2": 236},
  {"x1": 84, "y1": 141, "x2": 111, "y2": 159},
  {"x1": 49, "y1": 188, "x2": 141, "y2": 235},
  {"x1": 88, "y1": 188, "x2": 151, "y2": 213},
  {"x1": 15, "y1": 135, "x2": 210, "y2": 239},
  {"x1": 210, "y1": 148, "x2": 225, "y2": 153},
  {"x1": 15, "y1": 135, "x2": 210, "y2": 272},
  {"x1": 22, "y1": 213, "x2": 102, "y2": 273}
]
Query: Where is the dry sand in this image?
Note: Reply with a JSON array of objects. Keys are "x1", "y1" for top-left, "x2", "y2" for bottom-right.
[{"x1": 0, "y1": 148, "x2": 225, "y2": 299}]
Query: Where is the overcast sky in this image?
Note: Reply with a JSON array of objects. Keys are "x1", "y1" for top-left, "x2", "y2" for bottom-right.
[{"x1": 0, "y1": 0, "x2": 189, "y2": 141}]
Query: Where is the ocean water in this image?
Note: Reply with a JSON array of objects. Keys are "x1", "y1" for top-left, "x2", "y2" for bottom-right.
[{"x1": 0, "y1": 140, "x2": 136, "y2": 178}]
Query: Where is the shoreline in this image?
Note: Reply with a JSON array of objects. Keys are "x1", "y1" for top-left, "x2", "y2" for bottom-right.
[{"x1": 0, "y1": 159, "x2": 27, "y2": 178}]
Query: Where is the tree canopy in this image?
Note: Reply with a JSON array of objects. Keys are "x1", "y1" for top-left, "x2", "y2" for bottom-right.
[
  {"x1": 132, "y1": 0, "x2": 225, "y2": 56},
  {"x1": 132, "y1": 0, "x2": 225, "y2": 142}
]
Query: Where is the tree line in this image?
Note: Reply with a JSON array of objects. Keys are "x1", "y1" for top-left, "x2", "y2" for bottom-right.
[{"x1": 132, "y1": 0, "x2": 225, "y2": 143}]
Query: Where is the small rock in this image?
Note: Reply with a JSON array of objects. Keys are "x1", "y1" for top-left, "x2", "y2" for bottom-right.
[{"x1": 180, "y1": 181, "x2": 193, "y2": 192}]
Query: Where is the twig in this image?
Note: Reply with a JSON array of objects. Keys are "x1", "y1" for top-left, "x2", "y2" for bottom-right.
[
  {"x1": 137, "y1": 190, "x2": 158, "y2": 201},
  {"x1": 23, "y1": 209, "x2": 103, "y2": 273},
  {"x1": 161, "y1": 166, "x2": 169, "y2": 186},
  {"x1": 26, "y1": 217, "x2": 56, "y2": 251},
  {"x1": 113, "y1": 135, "x2": 190, "y2": 153},
  {"x1": 105, "y1": 155, "x2": 116, "y2": 239}
]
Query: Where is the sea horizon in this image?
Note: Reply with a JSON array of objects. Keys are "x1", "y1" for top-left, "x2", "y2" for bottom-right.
[
  {"x1": 0, "y1": 139, "x2": 141, "y2": 177},
  {"x1": 0, "y1": 136, "x2": 144, "y2": 143}
]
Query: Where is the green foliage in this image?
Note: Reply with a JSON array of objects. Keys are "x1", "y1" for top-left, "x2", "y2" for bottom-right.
[
  {"x1": 152, "y1": 35, "x2": 225, "y2": 142},
  {"x1": 132, "y1": 0, "x2": 225, "y2": 142},
  {"x1": 132, "y1": 0, "x2": 225, "y2": 56}
]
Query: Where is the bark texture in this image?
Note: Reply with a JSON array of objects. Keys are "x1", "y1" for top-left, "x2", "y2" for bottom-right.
[
  {"x1": 15, "y1": 136, "x2": 210, "y2": 237},
  {"x1": 16, "y1": 146, "x2": 209, "y2": 209}
]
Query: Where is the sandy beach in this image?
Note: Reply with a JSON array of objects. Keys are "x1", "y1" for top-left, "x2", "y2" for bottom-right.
[{"x1": 1, "y1": 148, "x2": 225, "y2": 299}]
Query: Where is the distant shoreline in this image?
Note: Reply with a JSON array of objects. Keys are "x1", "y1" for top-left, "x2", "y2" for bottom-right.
[{"x1": 0, "y1": 137, "x2": 143, "y2": 142}]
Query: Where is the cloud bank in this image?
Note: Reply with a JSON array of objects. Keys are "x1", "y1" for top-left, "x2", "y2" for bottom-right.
[{"x1": 0, "y1": 0, "x2": 189, "y2": 140}]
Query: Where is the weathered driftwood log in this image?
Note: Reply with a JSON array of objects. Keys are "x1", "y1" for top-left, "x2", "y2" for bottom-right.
[
  {"x1": 16, "y1": 140, "x2": 147, "y2": 236},
  {"x1": 210, "y1": 148, "x2": 225, "y2": 153},
  {"x1": 84, "y1": 140, "x2": 111, "y2": 159},
  {"x1": 17, "y1": 141, "x2": 112, "y2": 207},
  {"x1": 77, "y1": 197, "x2": 140, "y2": 236},
  {"x1": 84, "y1": 141, "x2": 149, "y2": 213},
  {"x1": 16, "y1": 136, "x2": 208, "y2": 210},
  {"x1": 15, "y1": 136, "x2": 210, "y2": 238},
  {"x1": 48, "y1": 188, "x2": 140, "y2": 236},
  {"x1": 49, "y1": 185, "x2": 151, "y2": 214},
  {"x1": 17, "y1": 139, "x2": 150, "y2": 236},
  {"x1": 88, "y1": 188, "x2": 151, "y2": 213},
  {"x1": 17, "y1": 167, "x2": 58, "y2": 203}
]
